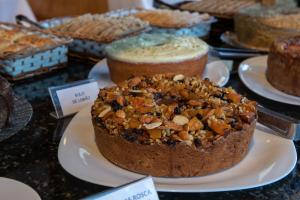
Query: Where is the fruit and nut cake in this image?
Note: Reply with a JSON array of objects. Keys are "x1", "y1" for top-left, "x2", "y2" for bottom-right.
[{"x1": 91, "y1": 74, "x2": 257, "y2": 177}]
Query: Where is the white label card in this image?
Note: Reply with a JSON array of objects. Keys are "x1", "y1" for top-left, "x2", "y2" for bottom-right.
[
  {"x1": 49, "y1": 79, "x2": 99, "y2": 119},
  {"x1": 82, "y1": 176, "x2": 159, "y2": 200}
]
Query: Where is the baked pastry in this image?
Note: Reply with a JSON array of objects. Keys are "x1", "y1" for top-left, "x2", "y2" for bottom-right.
[
  {"x1": 1, "y1": 44, "x2": 28, "y2": 55},
  {"x1": 15, "y1": 35, "x2": 55, "y2": 48},
  {"x1": 0, "y1": 40, "x2": 15, "y2": 51},
  {"x1": 134, "y1": 9, "x2": 212, "y2": 37},
  {"x1": 134, "y1": 9, "x2": 210, "y2": 28},
  {"x1": 49, "y1": 14, "x2": 150, "y2": 43},
  {"x1": 180, "y1": 0, "x2": 258, "y2": 18},
  {"x1": 91, "y1": 74, "x2": 257, "y2": 177},
  {"x1": 0, "y1": 76, "x2": 13, "y2": 130},
  {"x1": 266, "y1": 36, "x2": 300, "y2": 96},
  {"x1": 0, "y1": 29, "x2": 25, "y2": 41},
  {"x1": 0, "y1": 23, "x2": 70, "y2": 80},
  {"x1": 105, "y1": 33, "x2": 209, "y2": 83},
  {"x1": 0, "y1": 26, "x2": 61, "y2": 58},
  {"x1": 234, "y1": 5, "x2": 300, "y2": 50}
]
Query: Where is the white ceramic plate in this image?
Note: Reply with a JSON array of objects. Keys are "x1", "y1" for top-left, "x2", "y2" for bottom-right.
[
  {"x1": 239, "y1": 56, "x2": 300, "y2": 105},
  {"x1": 88, "y1": 58, "x2": 230, "y2": 88},
  {"x1": 58, "y1": 106, "x2": 297, "y2": 192},
  {"x1": 0, "y1": 177, "x2": 41, "y2": 200}
]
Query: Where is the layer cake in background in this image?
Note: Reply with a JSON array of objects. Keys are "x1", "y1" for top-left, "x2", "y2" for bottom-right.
[
  {"x1": 234, "y1": 3, "x2": 300, "y2": 51},
  {"x1": 267, "y1": 36, "x2": 300, "y2": 96}
]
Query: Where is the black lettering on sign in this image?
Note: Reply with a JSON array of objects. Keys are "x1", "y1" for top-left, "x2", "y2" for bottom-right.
[{"x1": 75, "y1": 91, "x2": 85, "y2": 98}]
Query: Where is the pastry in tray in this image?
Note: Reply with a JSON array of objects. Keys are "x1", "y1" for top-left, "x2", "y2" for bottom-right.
[
  {"x1": 266, "y1": 36, "x2": 300, "y2": 96},
  {"x1": 15, "y1": 34, "x2": 56, "y2": 48},
  {"x1": 134, "y1": 9, "x2": 212, "y2": 37},
  {"x1": 91, "y1": 74, "x2": 257, "y2": 177},
  {"x1": 0, "y1": 23, "x2": 71, "y2": 80},
  {"x1": 234, "y1": 6, "x2": 300, "y2": 51},
  {"x1": 180, "y1": 0, "x2": 258, "y2": 19},
  {"x1": 0, "y1": 29, "x2": 25, "y2": 41},
  {"x1": 0, "y1": 25, "x2": 60, "y2": 58},
  {"x1": 134, "y1": 9, "x2": 210, "y2": 28},
  {"x1": 0, "y1": 76, "x2": 13, "y2": 131},
  {"x1": 0, "y1": 39, "x2": 14, "y2": 51},
  {"x1": 1, "y1": 43, "x2": 28, "y2": 55},
  {"x1": 105, "y1": 33, "x2": 208, "y2": 83},
  {"x1": 49, "y1": 14, "x2": 150, "y2": 43}
]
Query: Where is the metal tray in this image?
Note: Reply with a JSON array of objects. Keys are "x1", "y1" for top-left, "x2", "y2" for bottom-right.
[{"x1": 0, "y1": 23, "x2": 71, "y2": 81}]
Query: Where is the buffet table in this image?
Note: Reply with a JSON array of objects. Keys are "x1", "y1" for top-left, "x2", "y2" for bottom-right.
[
  {"x1": 1, "y1": 1, "x2": 300, "y2": 198},
  {"x1": 0, "y1": 55, "x2": 298, "y2": 199}
]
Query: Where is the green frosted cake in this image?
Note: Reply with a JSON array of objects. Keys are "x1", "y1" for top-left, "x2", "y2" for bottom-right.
[{"x1": 105, "y1": 33, "x2": 209, "y2": 83}]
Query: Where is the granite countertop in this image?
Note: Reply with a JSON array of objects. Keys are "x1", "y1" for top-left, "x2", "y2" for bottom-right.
[{"x1": 0, "y1": 59, "x2": 299, "y2": 200}]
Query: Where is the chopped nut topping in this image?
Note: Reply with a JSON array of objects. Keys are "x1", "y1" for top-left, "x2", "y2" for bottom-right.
[
  {"x1": 164, "y1": 121, "x2": 183, "y2": 131},
  {"x1": 144, "y1": 121, "x2": 162, "y2": 129},
  {"x1": 115, "y1": 110, "x2": 126, "y2": 119},
  {"x1": 140, "y1": 115, "x2": 153, "y2": 124},
  {"x1": 178, "y1": 131, "x2": 193, "y2": 141},
  {"x1": 91, "y1": 74, "x2": 257, "y2": 147},
  {"x1": 116, "y1": 96, "x2": 125, "y2": 106},
  {"x1": 187, "y1": 117, "x2": 203, "y2": 131},
  {"x1": 208, "y1": 118, "x2": 231, "y2": 136},
  {"x1": 173, "y1": 115, "x2": 189, "y2": 126},
  {"x1": 148, "y1": 129, "x2": 162, "y2": 139},
  {"x1": 173, "y1": 74, "x2": 185, "y2": 81},
  {"x1": 98, "y1": 105, "x2": 111, "y2": 118}
]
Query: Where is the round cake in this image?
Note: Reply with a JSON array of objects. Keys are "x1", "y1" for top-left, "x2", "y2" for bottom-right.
[
  {"x1": 266, "y1": 36, "x2": 300, "y2": 96},
  {"x1": 105, "y1": 34, "x2": 209, "y2": 83},
  {"x1": 234, "y1": 5, "x2": 300, "y2": 51},
  {"x1": 0, "y1": 76, "x2": 13, "y2": 131},
  {"x1": 91, "y1": 74, "x2": 257, "y2": 177}
]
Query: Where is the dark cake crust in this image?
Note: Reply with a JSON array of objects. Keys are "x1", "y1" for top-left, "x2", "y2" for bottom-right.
[
  {"x1": 266, "y1": 36, "x2": 300, "y2": 96},
  {"x1": 93, "y1": 119, "x2": 255, "y2": 177}
]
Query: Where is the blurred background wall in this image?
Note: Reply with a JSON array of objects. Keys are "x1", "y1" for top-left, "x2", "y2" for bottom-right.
[
  {"x1": 27, "y1": 0, "x2": 109, "y2": 20},
  {"x1": 25, "y1": 0, "x2": 300, "y2": 21}
]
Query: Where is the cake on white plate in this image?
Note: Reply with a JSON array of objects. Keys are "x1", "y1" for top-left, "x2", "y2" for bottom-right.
[
  {"x1": 105, "y1": 33, "x2": 209, "y2": 83},
  {"x1": 91, "y1": 74, "x2": 257, "y2": 177}
]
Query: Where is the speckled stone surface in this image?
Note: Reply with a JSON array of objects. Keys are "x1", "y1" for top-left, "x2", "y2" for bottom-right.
[{"x1": 0, "y1": 59, "x2": 299, "y2": 200}]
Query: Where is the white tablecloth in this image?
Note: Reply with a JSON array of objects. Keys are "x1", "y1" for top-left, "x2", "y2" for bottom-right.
[{"x1": 0, "y1": 0, "x2": 36, "y2": 23}]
